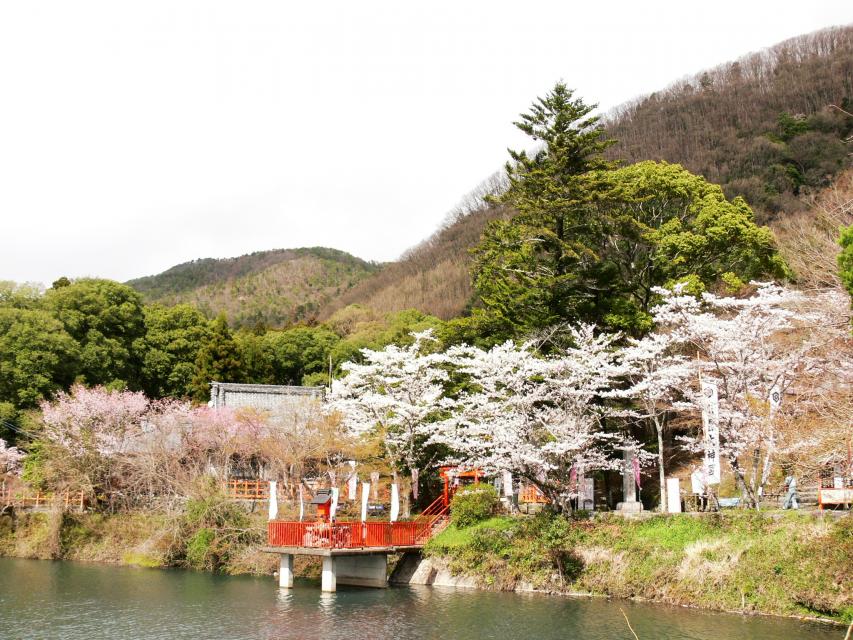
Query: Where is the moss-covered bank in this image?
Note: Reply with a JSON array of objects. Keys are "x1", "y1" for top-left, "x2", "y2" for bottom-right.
[{"x1": 424, "y1": 512, "x2": 852, "y2": 623}]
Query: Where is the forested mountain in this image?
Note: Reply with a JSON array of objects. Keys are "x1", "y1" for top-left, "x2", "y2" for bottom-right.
[
  {"x1": 127, "y1": 247, "x2": 379, "y2": 328},
  {"x1": 606, "y1": 25, "x2": 852, "y2": 219}
]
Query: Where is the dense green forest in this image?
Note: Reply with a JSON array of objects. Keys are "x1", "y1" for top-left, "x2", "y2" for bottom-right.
[{"x1": 0, "y1": 276, "x2": 446, "y2": 438}]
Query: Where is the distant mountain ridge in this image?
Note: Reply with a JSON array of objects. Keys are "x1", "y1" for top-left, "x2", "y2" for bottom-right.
[{"x1": 127, "y1": 247, "x2": 379, "y2": 328}]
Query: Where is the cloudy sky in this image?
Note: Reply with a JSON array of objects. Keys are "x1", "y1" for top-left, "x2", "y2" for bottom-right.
[{"x1": 1, "y1": 1, "x2": 850, "y2": 285}]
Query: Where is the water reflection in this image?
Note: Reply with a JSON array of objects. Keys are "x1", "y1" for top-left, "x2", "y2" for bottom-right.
[
  {"x1": 0, "y1": 558, "x2": 841, "y2": 640},
  {"x1": 275, "y1": 587, "x2": 294, "y2": 610}
]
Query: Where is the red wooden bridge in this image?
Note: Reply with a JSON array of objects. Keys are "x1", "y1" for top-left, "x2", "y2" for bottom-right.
[
  {"x1": 265, "y1": 494, "x2": 450, "y2": 592},
  {"x1": 267, "y1": 494, "x2": 449, "y2": 551}
]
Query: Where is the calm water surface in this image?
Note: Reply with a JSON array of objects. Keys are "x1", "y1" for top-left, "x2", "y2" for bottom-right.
[{"x1": 0, "y1": 557, "x2": 839, "y2": 639}]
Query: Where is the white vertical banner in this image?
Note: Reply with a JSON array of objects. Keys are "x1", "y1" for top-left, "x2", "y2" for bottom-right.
[
  {"x1": 268, "y1": 481, "x2": 278, "y2": 521},
  {"x1": 361, "y1": 482, "x2": 370, "y2": 522},
  {"x1": 347, "y1": 461, "x2": 358, "y2": 500},
  {"x1": 390, "y1": 483, "x2": 400, "y2": 522},
  {"x1": 691, "y1": 468, "x2": 705, "y2": 495},
  {"x1": 329, "y1": 487, "x2": 339, "y2": 522},
  {"x1": 298, "y1": 484, "x2": 304, "y2": 522},
  {"x1": 502, "y1": 471, "x2": 513, "y2": 498},
  {"x1": 701, "y1": 381, "x2": 721, "y2": 485}
]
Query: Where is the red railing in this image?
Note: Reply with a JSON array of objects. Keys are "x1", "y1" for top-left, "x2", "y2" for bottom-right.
[
  {"x1": 0, "y1": 488, "x2": 85, "y2": 511},
  {"x1": 268, "y1": 519, "x2": 439, "y2": 549}
]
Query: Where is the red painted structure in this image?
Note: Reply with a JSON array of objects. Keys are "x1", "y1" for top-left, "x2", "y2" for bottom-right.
[{"x1": 267, "y1": 494, "x2": 449, "y2": 550}]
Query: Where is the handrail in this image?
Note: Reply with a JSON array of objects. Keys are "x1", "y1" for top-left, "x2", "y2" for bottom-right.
[
  {"x1": 268, "y1": 519, "x2": 440, "y2": 549},
  {"x1": 419, "y1": 495, "x2": 447, "y2": 517}
]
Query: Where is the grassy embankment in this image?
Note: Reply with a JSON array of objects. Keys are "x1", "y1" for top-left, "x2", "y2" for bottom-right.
[{"x1": 424, "y1": 512, "x2": 853, "y2": 623}]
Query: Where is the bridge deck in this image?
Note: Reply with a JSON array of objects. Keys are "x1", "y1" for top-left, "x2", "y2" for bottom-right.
[{"x1": 262, "y1": 545, "x2": 424, "y2": 556}]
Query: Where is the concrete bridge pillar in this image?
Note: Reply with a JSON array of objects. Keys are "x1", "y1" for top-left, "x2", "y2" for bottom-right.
[
  {"x1": 335, "y1": 554, "x2": 387, "y2": 588},
  {"x1": 279, "y1": 553, "x2": 294, "y2": 588},
  {"x1": 319, "y1": 553, "x2": 388, "y2": 592},
  {"x1": 321, "y1": 556, "x2": 336, "y2": 592}
]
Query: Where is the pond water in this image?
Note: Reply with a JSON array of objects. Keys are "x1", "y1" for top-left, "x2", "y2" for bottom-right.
[{"x1": 0, "y1": 557, "x2": 840, "y2": 639}]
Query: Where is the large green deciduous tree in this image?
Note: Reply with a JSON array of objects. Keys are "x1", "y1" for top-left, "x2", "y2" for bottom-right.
[
  {"x1": 263, "y1": 326, "x2": 340, "y2": 386},
  {"x1": 43, "y1": 278, "x2": 146, "y2": 388},
  {"x1": 139, "y1": 304, "x2": 212, "y2": 398},
  {"x1": 0, "y1": 308, "x2": 79, "y2": 408},
  {"x1": 580, "y1": 161, "x2": 791, "y2": 332}
]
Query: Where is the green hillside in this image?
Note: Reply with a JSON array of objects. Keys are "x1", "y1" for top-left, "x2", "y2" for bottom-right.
[{"x1": 127, "y1": 247, "x2": 379, "y2": 328}]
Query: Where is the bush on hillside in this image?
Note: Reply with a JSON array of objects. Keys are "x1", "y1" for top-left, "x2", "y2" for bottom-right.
[{"x1": 450, "y1": 483, "x2": 499, "y2": 528}]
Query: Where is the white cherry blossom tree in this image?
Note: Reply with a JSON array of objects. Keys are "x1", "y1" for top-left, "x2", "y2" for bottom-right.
[
  {"x1": 329, "y1": 331, "x2": 449, "y2": 507},
  {"x1": 616, "y1": 332, "x2": 693, "y2": 510},
  {"x1": 651, "y1": 282, "x2": 839, "y2": 508},
  {"x1": 433, "y1": 326, "x2": 630, "y2": 513}
]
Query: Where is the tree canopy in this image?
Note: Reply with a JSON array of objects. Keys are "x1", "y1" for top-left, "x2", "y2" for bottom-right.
[
  {"x1": 473, "y1": 83, "x2": 790, "y2": 336},
  {"x1": 44, "y1": 278, "x2": 146, "y2": 388}
]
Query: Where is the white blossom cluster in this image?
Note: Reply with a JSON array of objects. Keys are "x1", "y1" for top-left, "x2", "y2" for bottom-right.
[{"x1": 329, "y1": 283, "x2": 851, "y2": 509}]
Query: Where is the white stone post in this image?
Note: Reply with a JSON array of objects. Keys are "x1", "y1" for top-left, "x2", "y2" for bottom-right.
[
  {"x1": 279, "y1": 554, "x2": 294, "y2": 588},
  {"x1": 321, "y1": 556, "x2": 336, "y2": 592},
  {"x1": 666, "y1": 478, "x2": 682, "y2": 513}
]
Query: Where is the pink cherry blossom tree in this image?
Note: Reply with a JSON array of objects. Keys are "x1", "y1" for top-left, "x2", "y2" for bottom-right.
[{"x1": 39, "y1": 385, "x2": 150, "y2": 507}]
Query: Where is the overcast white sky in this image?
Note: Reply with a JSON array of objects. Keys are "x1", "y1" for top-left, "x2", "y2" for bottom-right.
[{"x1": 1, "y1": 1, "x2": 850, "y2": 285}]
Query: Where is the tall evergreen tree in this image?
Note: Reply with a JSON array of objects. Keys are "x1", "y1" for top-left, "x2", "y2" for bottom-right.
[
  {"x1": 189, "y1": 314, "x2": 244, "y2": 403},
  {"x1": 473, "y1": 84, "x2": 789, "y2": 337},
  {"x1": 473, "y1": 82, "x2": 615, "y2": 335}
]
